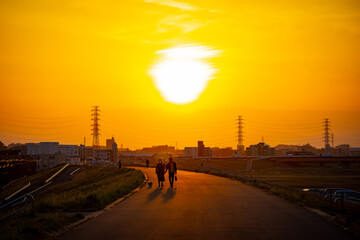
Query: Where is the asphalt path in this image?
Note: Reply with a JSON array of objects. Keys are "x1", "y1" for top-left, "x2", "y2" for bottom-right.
[{"x1": 58, "y1": 167, "x2": 356, "y2": 240}]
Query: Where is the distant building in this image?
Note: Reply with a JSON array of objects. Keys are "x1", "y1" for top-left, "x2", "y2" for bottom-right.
[
  {"x1": 119, "y1": 152, "x2": 154, "y2": 157},
  {"x1": 174, "y1": 149, "x2": 184, "y2": 157},
  {"x1": 349, "y1": 148, "x2": 360, "y2": 157},
  {"x1": 235, "y1": 145, "x2": 245, "y2": 156},
  {"x1": 79, "y1": 145, "x2": 93, "y2": 161},
  {"x1": 106, "y1": 137, "x2": 115, "y2": 150},
  {"x1": 212, "y1": 147, "x2": 233, "y2": 157},
  {"x1": 246, "y1": 142, "x2": 275, "y2": 156},
  {"x1": 58, "y1": 145, "x2": 79, "y2": 160},
  {"x1": 118, "y1": 147, "x2": 131, "y2": 152},
  {"x1": 184, "y1": 147, "x2": 198, "y2": 158},
  {"x1": 184, "y1": 141, "x2": 212, "y2": 158},
  {"x1": 94, "y1": 141, "x2": 118, "y2": 162},
  {"x1": 301, "y1": 143, "x2": 317, "y2": 154},
  {"x1": 7, "y1": 143, "x2": 27, "y2": 155},
  {"x1": 275, "y1": 144, "x2": 316, "y2": 156},
  {"x1": 0, "y1": 149, "x2": 25, "y2": 160},
  {"x1": 198, "y1": 141, "x2": 204, "y2": 157},
  {"x1": 136, "y1": 145, "x2": 175, "y2": 154},
  {"x1": 36, "y1": 152, "x2": 66, "y2": 170},
  {"x1": 333, "y1": 144, "x2": 350, "y2": 156},
  {"x1": 112, "y1": 142, "x2": 118, "y2": 162},
  {"x1": 332, "y1": 145, "x2": 360, "y2": 157},
  {"x1": 27, "y1": 142, "x2": 59, "y2": 155},
  {"x1": 275, "y1": 144, "x2": 299, "y2": 156},
  {"x1": 198, "y1": 141, "x2": 212, "y2": 157},
  {"x1": 93, "y1": 149, "x2": 113, "y2": 161}
]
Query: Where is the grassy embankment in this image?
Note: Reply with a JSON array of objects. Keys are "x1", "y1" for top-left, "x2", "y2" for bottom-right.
[
  {"x1": 0, "y1": 166, "x2": 144, "y2": 240},
  {"x1": 174, "y1": 158, "x2": 360, "y2": 190}
]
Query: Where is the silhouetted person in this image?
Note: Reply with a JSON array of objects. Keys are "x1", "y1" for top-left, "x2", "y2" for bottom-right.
[
  {"x1": 165, "y1": 157, "x2": 177, "y2": 189},
  {"x1": 146, "y1": 159, "x2": 150, "y2": 168},
  {"x1": 155, "y1": 159, "x2": 165, "y2": 188},
  {"x1": 118, "y1": 160, "x2": 122, "y2": 169}
]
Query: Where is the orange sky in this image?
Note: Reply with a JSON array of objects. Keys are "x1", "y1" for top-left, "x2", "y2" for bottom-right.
[{"x1": 0, "y1": 0, "x2": 359, "y2": 149}]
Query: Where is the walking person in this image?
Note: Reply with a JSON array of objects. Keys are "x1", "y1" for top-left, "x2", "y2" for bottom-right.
[
  {"x1": 155, "y1": 159, "x2": 165, "y2": 188},
  {"x1": 165, "y1": 157, "x2": 177, "y2": 189},
  {"x1": 146, "y1": 159, "x2": 150, "y2": 168}
]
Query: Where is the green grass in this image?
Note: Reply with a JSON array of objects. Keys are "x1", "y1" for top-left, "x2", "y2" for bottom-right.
[
  {"x1": 174, "y1": 158, "x2": 360, "y2": 191},
  {"x1": 247, "y1": 173, "x2": 360, "y2": 191},
  {"x1": 0, "y1": 166, "x2": 144, "y2": 240},
  {"x1": 36, "y1": 167, "x2": 144, "y2": 212},
  {"x1": 0, "y1": 210, "x2": 84, "y2": 240}
]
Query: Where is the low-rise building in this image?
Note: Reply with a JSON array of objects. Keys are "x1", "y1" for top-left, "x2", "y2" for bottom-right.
[
  {"x1": 36, "y1": 152, "x2": 66, "y2": 170},
  {"x1": 184, "y1": 141, "x2": 212, "y2": 158},
  {"x1": 106, "y1": 137, "x2": 115, "y2": 150},
  {"x1": 59, "y1": 145, "x2": 79, "y2": 160},
  {"x1": 349, "y1": 148, "x2": 360, "y2": 157},
  {"x1": 79, "y1": 145, "x2": 93, "y2": 161},
  {"x1": 246, "y1": 142, "x2": 275, "y2": 156},
  {"x1": 27, "y1": 142, "x2": 59, "y2": 155},
  {"x1": 93, "y1": 149, "x2": 113, "y2": 161},
  {"x1": 212, "y1": 147, "x2": 233, "y2": 157},
  {"x1": 333, "y1": 144, "x2": 350, "y2": 156},
  {"x1": 184, "y1": 147, "x2": 198, "y2": 158}
]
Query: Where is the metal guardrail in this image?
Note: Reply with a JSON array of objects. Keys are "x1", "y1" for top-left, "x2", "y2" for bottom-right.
[
  {"x1": 332, "y1": 189, "x2": 360, "y2": 210},
  {"x1": 0, "y1": 193, "x2": 34, "y2": 221},
  {"x1": 334, "y1": 189, "x2": 360, "y2": 203}
]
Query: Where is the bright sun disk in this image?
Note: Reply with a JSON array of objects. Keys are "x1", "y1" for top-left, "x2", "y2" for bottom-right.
[{"x1": 149, "y1": 45, "x2": 220, "y2": 104}]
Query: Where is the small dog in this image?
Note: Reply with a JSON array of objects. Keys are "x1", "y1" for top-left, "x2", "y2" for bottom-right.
[{"x1": 147, "y1": 182, "x2": 153, "y2": 188}]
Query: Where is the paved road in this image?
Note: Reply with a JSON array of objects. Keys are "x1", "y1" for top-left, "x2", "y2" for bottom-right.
[{"x1": 58, "y1": 167, "x2": 356, "y2": 240}]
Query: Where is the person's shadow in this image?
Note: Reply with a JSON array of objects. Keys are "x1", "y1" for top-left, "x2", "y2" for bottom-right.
[
  {"x1": 147, "y1": 188, "x2": 162, "y2": 202},
  {"x1": 162, "y1": 187, "x2": 176, "y2": 203}
]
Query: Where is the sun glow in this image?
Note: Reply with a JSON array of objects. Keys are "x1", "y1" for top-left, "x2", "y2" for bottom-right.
[{"x1": 149, "y1": 45, "x2": 220, "y2": 104}]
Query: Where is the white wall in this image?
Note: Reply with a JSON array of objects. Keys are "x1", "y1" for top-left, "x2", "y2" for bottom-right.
[{"x1": 27, "y1": 142, "x2": 59, "y2": 155}]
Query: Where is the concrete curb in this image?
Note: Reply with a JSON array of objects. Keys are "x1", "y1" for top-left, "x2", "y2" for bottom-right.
[
  {"x1": 50, "y1": 170, "x2": 149, "y2": 238},
  {"x1": 305, "y1": 207, "x2": 331, "y2": 218}
]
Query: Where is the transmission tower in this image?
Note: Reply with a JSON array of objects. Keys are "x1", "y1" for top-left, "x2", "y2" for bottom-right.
[
  {"x1": 323, "y1": 118, "x2": 331, "y2": 153},
  {"x1": 237, "y1": 116, "x2": 244, "y2": 155},
  {"x1": 91, "y1": 106, "x2": 100, "y2": 149}
]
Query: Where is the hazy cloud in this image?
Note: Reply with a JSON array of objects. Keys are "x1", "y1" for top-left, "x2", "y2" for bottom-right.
[
  {"x1": 156, "y1": 14, "x2": 211, "y2": 33},
  {"x1": 145, "y1": 0, "x2": 199, "y2": 11}
]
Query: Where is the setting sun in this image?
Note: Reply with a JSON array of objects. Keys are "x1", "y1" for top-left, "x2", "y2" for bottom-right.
[{"x1": 149, "y1": 45, "x2": 220, "y2": 104}]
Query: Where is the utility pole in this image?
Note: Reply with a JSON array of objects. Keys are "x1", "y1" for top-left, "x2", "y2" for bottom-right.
[{"x1": 91, "y1": 106, "x2": 100, "y2": 149}]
